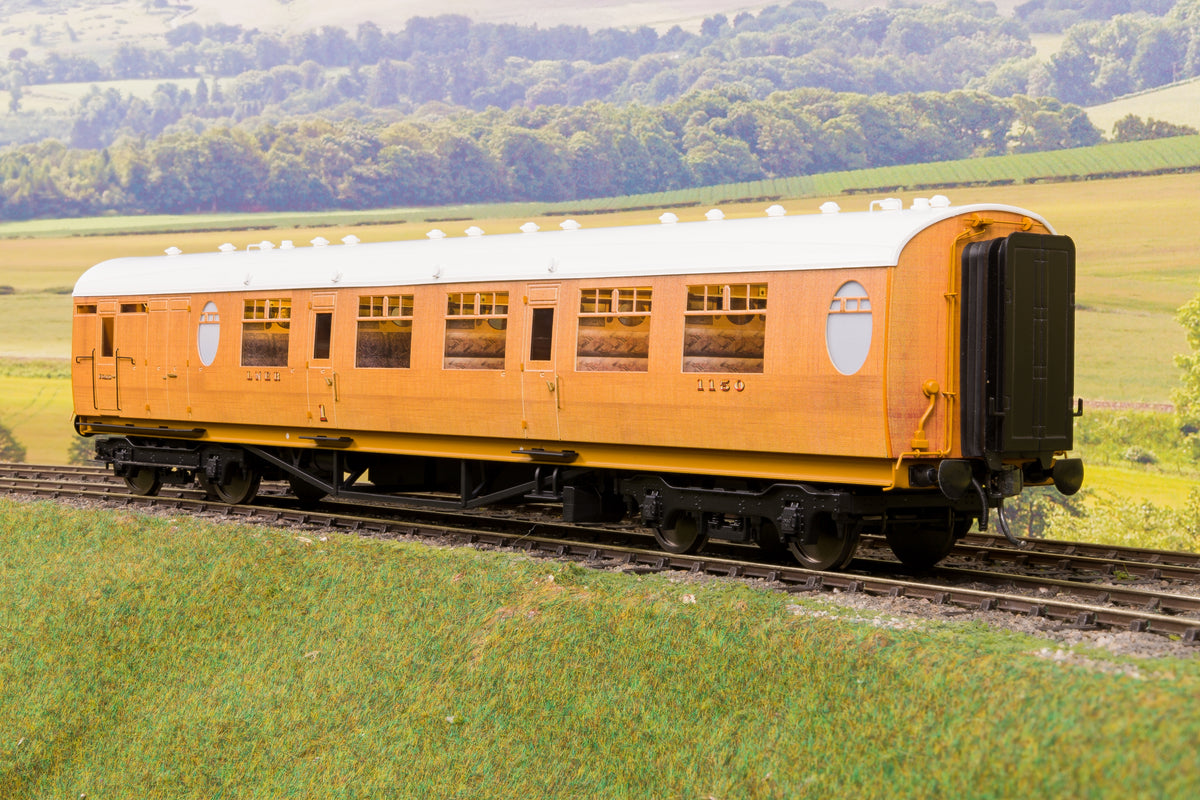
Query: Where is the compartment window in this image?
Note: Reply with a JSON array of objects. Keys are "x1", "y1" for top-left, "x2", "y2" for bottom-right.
[
  {"x1": 444, "y1": 291, "x2": 508, "y2": 370},
  {"x1": 241, "y1": 298, "x2": 291, "y2": 367},
  {"x1": 120, "y1": 302, "x2": 147, "y2": 314},
  {"x1": 100, "y1": 316, "x2": 115, "y2": 358},
  {"x1": 75, "y1": 304, "x2": 97, "y2": 315},
  {"x1": 682, "y1": 283, "x2": 766, "y2": 373},
  {"x1": 357, "y1": 294, "x2": 413, "y2": 369},
  {"x1": 529, "y1": 307, "x2": 554, "y2": 362},
  {"x1": 312, "y1": 312, "x2": 333, "y2": 360},
  {"x1": 576, "y1": 287, "x2": 652, "y2": 372}
]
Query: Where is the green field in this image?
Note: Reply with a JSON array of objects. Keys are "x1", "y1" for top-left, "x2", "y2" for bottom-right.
[{"x1": 1, "y1": 499, "x2": 1196, "y2": 799}]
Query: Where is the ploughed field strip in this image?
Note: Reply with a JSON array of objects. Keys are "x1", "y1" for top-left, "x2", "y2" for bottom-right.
[{"x1": 5, "y1": 462, "x2": 1198, "y2": 644}]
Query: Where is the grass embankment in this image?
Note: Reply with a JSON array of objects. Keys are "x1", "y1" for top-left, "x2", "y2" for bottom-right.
[{"x1": 1, "y1": 499, "x2": 1197, "y2": 798}]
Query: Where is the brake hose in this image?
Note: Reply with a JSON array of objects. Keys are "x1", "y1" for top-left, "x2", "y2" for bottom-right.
[{"x1": 972, "y1": 477, "x2": 1024, "y2": 547}]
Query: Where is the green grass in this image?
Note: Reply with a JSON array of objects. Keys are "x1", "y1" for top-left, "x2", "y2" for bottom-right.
[
  {"x1": 0, "y1": 295, "x2": 72, "y2": 360},
  {"x1": 1068, "y1": 408, "x2": 1200, "y2": 508},
  {"x1": 1082, "y1": 464, "x2": 1199, "y2": 509},
  {"x1": 1075, "y1": 308, "x2": 1187, "y2": 404},
  {"x1": 1, "y1": 499, "x2": 1198, "y2": 799}
]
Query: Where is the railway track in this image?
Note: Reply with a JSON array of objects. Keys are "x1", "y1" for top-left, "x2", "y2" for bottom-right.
[{"x1": 4, "y1": 462, "x2": 1199, "y2": 646}]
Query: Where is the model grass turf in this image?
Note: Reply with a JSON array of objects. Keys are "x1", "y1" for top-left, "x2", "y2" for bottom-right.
[{"x1": 0, "y1": 499, "x2": 1197, "y2": 798}]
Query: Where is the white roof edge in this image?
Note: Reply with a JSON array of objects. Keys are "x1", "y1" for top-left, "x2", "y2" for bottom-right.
[{"x1": 73, "y1": 203, "x2": 1055, "y2": 298}]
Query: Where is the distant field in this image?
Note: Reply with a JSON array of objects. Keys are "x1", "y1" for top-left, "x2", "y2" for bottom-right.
[
  {"x1": 15, "y1": 77, "x2": 209, "y2": 115},
  {"x1": 0, "y1": 371, "x2": 73, "y2": 464},
  {"x1": 1086, "y1": 77, "x2": 1200, "y2": 135}
]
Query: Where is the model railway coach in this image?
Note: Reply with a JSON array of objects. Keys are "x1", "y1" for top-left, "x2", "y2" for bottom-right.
[{"x1": 72, "y1": 197, "x2": 1083, "y2": 570}]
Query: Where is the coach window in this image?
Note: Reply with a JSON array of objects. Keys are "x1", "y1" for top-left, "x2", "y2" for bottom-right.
[
  {"x1": 444, "y1": 291, "x2": 508, "y2": 370},
  {"x1": 682, "y1": 283, "x2": 766, "y2": 373},
  {"x1": 241, "y1": 298, "x2": 291, "y2": 367},
  {"x1": 357, "y1": 295, "x2": 413, "y2": 368},
  {"x1": 576, "y1": 287, "x2": 651, "y2": 372}
]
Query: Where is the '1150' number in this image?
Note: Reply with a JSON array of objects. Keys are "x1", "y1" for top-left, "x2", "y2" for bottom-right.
[{"x1": 698, "y1": 379, "x2": 746, "y2": 393}]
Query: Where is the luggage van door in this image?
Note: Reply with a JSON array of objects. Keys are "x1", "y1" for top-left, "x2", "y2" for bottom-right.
[
  {"x1": 146, "y1": 298, "x2": 192, "y2": 418},
  {"x1": 519, "y1": 284, "x2": 562, "y2": 440}
]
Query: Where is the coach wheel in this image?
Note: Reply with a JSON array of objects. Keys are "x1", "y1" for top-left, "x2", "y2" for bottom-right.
[
  {"x1": 788, "y1": 512, "x2": 860, "y2": 571},
  {"x1": 885, "y1": 517, "x2": 968, "y2": 571},
  {"x1": 288, "y1": 475, "x2": 328, "y2": 507},
  {"x1": 654, "y1": 512, "x2": 708, "y2": 554},
  {"x1": 123, "y1": 468, "x2": 162, "y2": 497},
  {"x1": 198, "y1": 468, "x2": 261, "y2": 505}
]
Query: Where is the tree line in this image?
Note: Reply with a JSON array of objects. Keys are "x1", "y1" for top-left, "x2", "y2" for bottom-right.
[
  {"x1": 5, "y1": 1, "x2": 1200, "y2": 150},
  {"x1": 0, "y1": 87, "x2": 1101, "y2": 219}
]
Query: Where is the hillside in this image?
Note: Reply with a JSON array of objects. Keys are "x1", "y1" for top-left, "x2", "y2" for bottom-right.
[
  {"x1": 2, "y1": 0, "x2": 1196, "y2": 223},
  {"x1": 1086, "y1": 77, "x2": 1200, "y2": 135}
]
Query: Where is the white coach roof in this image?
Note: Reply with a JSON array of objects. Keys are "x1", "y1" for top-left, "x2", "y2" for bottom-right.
[{"x1": 73, "y1": 201, "x2": 1052, "y2": 298}]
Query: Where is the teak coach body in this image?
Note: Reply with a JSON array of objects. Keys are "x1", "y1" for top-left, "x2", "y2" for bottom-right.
[{"x1": 72, "y1": 198, "x2": 1083, "y2": 569}]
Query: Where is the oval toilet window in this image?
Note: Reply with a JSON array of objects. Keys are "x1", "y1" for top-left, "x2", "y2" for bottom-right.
[
  {"x1": 826, "y1": 281, "x2": 872, "y2": 375},
  {"x1": 197, "y1": 301, "x2": 221, "y2": 366}
]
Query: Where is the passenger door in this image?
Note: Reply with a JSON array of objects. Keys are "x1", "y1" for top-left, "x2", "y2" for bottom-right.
[
  {"x1": 519, "y1": 284, "x2": 562, "y2": 440},
  {"x1": 307, "y1": 293, "x2": 339, "y2": 426}
]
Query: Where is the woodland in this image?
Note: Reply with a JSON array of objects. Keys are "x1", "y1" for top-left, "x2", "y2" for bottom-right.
[{"x1": 1, "y1": 0, "x2": 1199, "y2": 218}]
